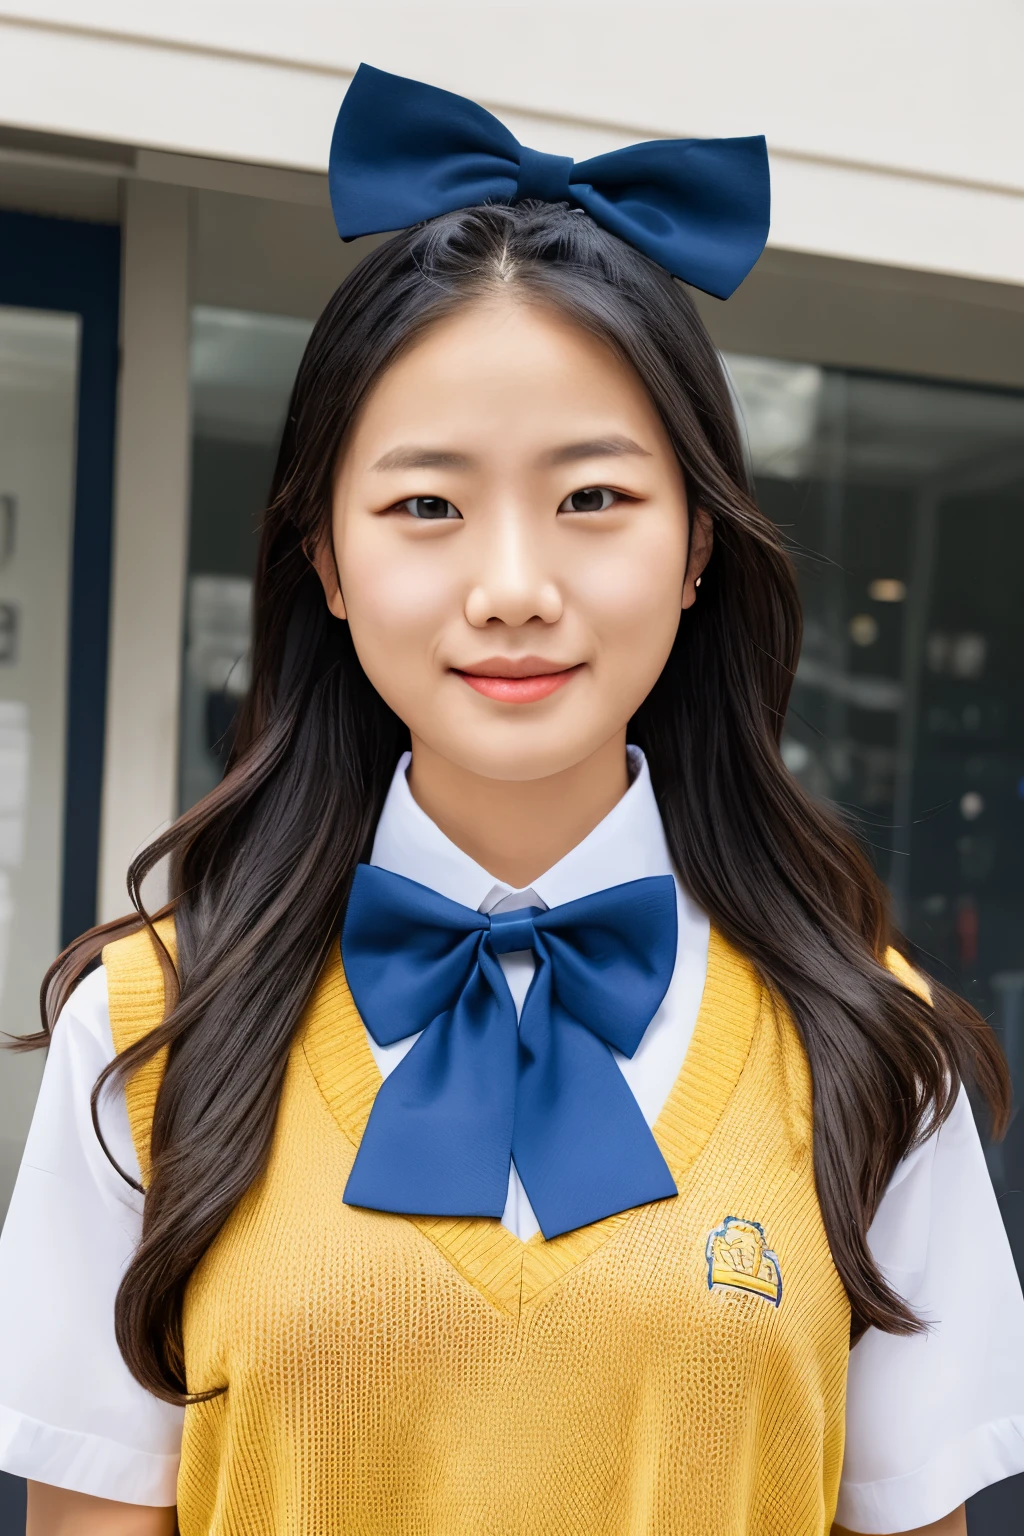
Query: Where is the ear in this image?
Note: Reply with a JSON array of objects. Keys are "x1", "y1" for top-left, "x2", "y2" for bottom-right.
[
  {"x1": 306, "y1": 532, "x2": 347, "y2": 621},
  {"x1": 681, "y1": 506, "x2": 713, "y2": 611}
]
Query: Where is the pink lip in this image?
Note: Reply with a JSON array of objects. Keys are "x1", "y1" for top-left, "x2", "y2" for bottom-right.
[{"x1": 454, "y1": 662, "x2": 582, "y2": 704}]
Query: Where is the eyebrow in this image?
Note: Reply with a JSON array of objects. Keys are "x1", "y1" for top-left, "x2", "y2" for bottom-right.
[
  {"x1": 371, "y1": 446, "x2": 474, "y2": 472},
  {"x1": 371, "y1": 435, "x2": 652, "y2": 473},
  {"x1": 542, "y1": 435, "x2": 652, "y2": 467}
]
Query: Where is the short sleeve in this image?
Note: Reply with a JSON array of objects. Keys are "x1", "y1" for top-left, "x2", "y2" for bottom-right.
[
  {"x1": 836, "y1": 1084, "x2": 1024, "y2": 1533},
  {"x1": 0, "y1": 966, "x2": 183, "y2": 1504}
]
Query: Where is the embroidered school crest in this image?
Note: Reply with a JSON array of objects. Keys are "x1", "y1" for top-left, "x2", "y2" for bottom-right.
[{"x1": 706, "y1": 1216, "x2": 782, "y2": 1307}]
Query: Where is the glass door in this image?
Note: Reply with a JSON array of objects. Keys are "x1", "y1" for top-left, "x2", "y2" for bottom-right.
[
  {"x1": 0, "y1": 307, "x2": 79, "y2": 1200},
  {"x1": 727, "y1": 355, "x2": 1024, "y2": 1234},
  {"x1": 0, "y1": 211, "x2": 119, "y2": 1224}
]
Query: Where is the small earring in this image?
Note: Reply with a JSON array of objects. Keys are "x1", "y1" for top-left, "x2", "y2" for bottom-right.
[{"x1": 695, "y1": 577, "x2": 702, "y2": 588}]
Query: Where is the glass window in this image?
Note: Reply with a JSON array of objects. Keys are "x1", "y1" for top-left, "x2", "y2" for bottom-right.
[
  {"x1": 181, "y1": 307, "x2": 312, "y2": 809},
  {"x1": 727, "y1": 356, "x2": 1024, "y2": 1265},
  {"x1": 0, "y1": 306, "x2": 80, "y2": 1209}
]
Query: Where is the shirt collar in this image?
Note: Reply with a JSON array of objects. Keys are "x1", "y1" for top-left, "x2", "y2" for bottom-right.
[{"x1": 369, "y1": 746, "x2": 675, "y2": 915}]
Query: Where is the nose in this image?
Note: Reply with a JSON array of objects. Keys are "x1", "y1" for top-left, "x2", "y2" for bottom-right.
[{"x1": 464, "y1": 509, "x2": 562, "y2": 629}]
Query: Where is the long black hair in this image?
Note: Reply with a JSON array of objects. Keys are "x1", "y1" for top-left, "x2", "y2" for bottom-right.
[{"x1": 30, "y1": 201, "x2": 1009, "y2": 1400}]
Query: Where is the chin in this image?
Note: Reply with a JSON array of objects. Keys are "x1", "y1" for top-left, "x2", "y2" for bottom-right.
[{"x1": 441, "y1": 732, "x2": 607, "y2": 786}]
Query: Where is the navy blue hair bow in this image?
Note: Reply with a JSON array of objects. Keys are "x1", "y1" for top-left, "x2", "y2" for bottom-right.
[{"x1": 329, "y1": 64, "x2": 770, "y2": 300}]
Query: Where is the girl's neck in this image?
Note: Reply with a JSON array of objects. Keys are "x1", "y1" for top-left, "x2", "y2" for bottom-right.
[{"x1": 406, "y1": 731, "x2": 630, "y2": 889}]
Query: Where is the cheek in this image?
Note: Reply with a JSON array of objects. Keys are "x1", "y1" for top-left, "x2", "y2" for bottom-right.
[
  {"x1": 343, "y1": 525, "x2": 459, "y2": 631},
  {"x1": 337, "y1": 534, "x2": 459, "y2": 703},
  {"x1": 573, "y1": 526, "x2": 686, "y2": 657}
]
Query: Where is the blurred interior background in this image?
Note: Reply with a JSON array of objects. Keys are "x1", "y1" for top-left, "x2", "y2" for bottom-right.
[{"x1": 1, "y1": 4, "x2": 1023, "y2": 1529}]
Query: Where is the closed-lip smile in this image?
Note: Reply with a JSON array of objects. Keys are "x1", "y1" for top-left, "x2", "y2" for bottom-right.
[{"x1": 452, "y1": 656, "x2": 583, "y2": 703}]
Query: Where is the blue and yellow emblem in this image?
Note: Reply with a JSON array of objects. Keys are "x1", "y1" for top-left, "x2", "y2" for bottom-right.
[{"x1": 706, "y1": 1216, "x2": 782, "y2": 1307}]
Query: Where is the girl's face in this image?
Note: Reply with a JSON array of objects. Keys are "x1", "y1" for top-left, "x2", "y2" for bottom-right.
[{"x1": 319, "y1": 295, "x2": 705, "y2": 785}]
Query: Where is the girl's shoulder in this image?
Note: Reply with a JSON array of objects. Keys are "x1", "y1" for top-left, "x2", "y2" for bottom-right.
[
  {"x1": 101, "y1": 915, "x2": 177, "y2": 1186},
  {"x1": 53, "y1": 958, "x2": 114, "y2": 1052},
  {"x1": 883, "y1": 945, "x2": 932, "y2": 1005},
  {"x1": 102, "y1": 915, "x2": 178, "y2": 1053}
]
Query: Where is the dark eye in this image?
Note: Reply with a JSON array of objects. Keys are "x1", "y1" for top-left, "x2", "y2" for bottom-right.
[
  {"x1": 399, "y1": 496, "x2": 461, "y2": 520},
  {"x1": 559, "y1": 487, "x2": 617, "y2": 513}
]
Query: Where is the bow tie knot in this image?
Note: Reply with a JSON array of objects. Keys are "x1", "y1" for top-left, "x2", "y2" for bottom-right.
[
  {"x1": 487, "y1": 905, "x2": 543, "y2": 955},
  {"x1": 340, "y1": 864, "x2": 680, "y2": 1238}
]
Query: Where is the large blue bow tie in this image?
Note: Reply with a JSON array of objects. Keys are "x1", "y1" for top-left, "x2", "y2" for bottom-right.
[
  {"x1": 341, "y1": 864, "x2": 679, "y2": 1239},
  {"x1": 330, "y1": 64, "x2": 770, "y2": 300}
]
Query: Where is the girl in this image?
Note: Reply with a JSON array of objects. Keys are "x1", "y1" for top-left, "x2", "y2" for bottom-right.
[{"x1": 2, "y1": 65, "x2": 1024, "y2": 1536}]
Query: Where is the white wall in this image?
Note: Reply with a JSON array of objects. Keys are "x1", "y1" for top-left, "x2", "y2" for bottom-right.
[
  {"x1": 98, "y1": 179, "x2": 190, "y2": 922},
  {"x1": 1, "y1": 1, "x2": 1023, "y2": 287}
]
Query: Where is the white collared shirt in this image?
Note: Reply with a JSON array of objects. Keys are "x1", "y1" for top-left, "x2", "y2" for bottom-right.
[
  {"x1": 368, "y1": 748, "x2": 710, "y2": 1242},
  {"x1": 1, "y1": 747, "x2": 1023, "y2": 1529}
]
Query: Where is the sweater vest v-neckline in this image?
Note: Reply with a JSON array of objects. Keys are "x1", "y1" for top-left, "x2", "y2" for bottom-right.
[
  {"x1": 300, "y1": 926, "x2": 766, "y2": 1314},
  {"x1": 105, "y1": 916, "x2": 851, "y2": 1534},
  {"x1": 104, "y1": 917, "x2": 770, "y2": 1314}
]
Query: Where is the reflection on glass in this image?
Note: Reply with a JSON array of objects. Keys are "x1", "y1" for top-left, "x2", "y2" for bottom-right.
[
  {"x1": 728, "y1": 355, "x2": 1024, "y2": 1264},
  {"x1": 0, "y1": 306, "x2": 80, "y2": 1217},
  {"x1": 181, "y1": 308, "x2": 312, "y2": 808}
]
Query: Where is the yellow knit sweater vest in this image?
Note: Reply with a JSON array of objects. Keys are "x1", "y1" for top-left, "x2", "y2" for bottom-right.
[{"x1": 104, "y1": 921, "x2": 853, "y2": 1535}]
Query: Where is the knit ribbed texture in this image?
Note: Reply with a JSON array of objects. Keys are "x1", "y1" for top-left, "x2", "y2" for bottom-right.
[
  {"x1": 104, "y1": 918, "x2": 177, "y2": 1185},
  {"x1": 104, "y1": 924, "x2": 853, "y2": 1535}
]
